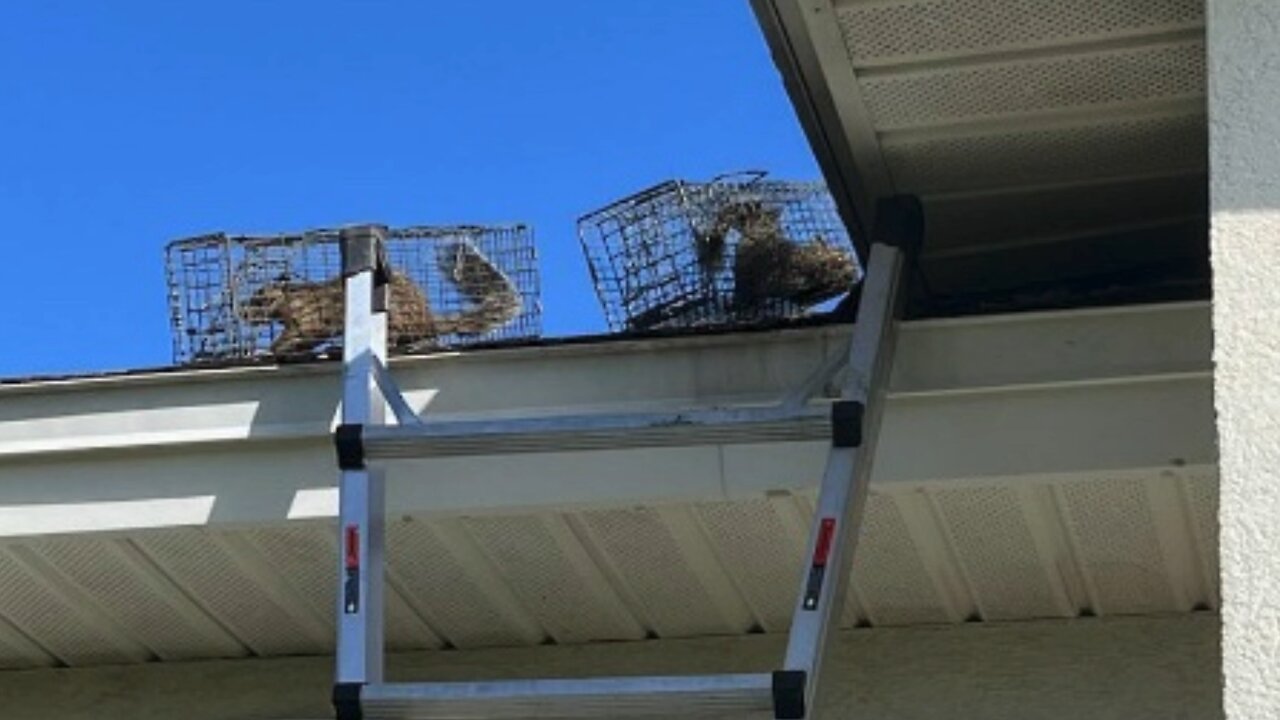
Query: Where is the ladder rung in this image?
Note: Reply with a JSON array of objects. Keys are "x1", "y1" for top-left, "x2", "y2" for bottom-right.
[
  {"x1": 359, "y1": 674, "x2": 776, "y2": 719},
  {"x1": 362, "y1": 406, "x2": 829, "y2": 458}
]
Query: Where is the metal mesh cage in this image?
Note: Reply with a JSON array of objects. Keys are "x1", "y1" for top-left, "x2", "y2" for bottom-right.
[
  {"x1": 578, "y1": 172, "x2": 860, "y2": 332},
  {"x1": 165, "y1": 225, "x2": 541, "y2": 364}
]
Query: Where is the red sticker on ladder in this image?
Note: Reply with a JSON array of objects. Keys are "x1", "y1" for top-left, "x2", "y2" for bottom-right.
[
  {"x1": 345, "y1": 524, "x2": 360, "y2": 570},
  {"x1": 813, "y1": 518, "x2": 836, "y2": 567}
]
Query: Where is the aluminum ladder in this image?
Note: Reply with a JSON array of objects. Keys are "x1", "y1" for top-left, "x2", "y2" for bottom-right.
[{"x1": 332, "y1": 197, "x2": 921, "y2": 719}]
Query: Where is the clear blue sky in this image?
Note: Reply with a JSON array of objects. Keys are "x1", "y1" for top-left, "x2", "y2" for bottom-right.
[{"x1": 0, "y1": 1, "x2": 819, "y2": 377}]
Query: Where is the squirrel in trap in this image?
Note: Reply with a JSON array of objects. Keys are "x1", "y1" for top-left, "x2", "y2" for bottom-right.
[
  {"x1": 238, "y1": 241, "x2": 522, "y2": 356},
  {"x1": 695, "y1": 199, "x2": 857, "y2": 314}
]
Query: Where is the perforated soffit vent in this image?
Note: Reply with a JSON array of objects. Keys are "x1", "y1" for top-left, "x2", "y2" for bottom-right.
[{"x1": 759, "y1": 0, "x2": 1209, "y2": 309}]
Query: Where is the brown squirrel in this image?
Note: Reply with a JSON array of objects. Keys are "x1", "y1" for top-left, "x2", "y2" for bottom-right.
[
  {"x1": 695, "y1": 199, "x2": 856, "y2": 314},
  {"x1": 238, "y1": 241, "x2": 522, "y2": 356}
]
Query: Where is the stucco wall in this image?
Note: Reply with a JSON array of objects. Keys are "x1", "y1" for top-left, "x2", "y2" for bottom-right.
[
  {"x1": 0, "y1": 615, "x2": 1219, "y2": 720},
  {"x1": 1209, "y1": 1, "x2": 1280, "y2": 717}
]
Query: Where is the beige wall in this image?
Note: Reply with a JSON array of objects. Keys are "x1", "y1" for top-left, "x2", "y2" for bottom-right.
[
  {"x1": 0, "y1": 615, "x2": 1219, "y2": 720},
  {"x1": 1209, "y1": 1, "x2": 1280, "y2": 717}
]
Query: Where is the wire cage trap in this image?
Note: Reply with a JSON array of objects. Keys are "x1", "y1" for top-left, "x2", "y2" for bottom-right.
[
  {"x1": 165, "y1": 224, "x2": 541, "y2": 365},
  {"x1": 578, "y1": 171, "x2": 860, "y2": 332}
]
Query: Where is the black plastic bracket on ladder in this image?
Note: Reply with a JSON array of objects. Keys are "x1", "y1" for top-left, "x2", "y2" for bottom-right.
[
  {"x1": 873, "y1": 194, "x2": 927, "y2": 316},
  {"x1": 872, "y1": 195, "x2": 924, "y2": 258},
  {"x1": 833, "y1": 194, "x2": 925, "y2": 322},
  {"x1": 333, "y1": 682, "x2": 363, "y2": 720},
  {"x1": 830, "y1": 400, "x2": 865, "y2": 448},
  {"x1": 334, "y1": 424, "x2": 366, "y2": 470},
  {"x1": 772, "y1": 670, "x2": 807, "y2": 719},
  {"x1": 339, "y1": 224, "x2": 392, "y2": 287}
]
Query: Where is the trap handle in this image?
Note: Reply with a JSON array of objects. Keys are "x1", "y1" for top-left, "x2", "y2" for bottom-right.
[{"x1": 708, "y1": 169, "x2": 769, "y2": 187}]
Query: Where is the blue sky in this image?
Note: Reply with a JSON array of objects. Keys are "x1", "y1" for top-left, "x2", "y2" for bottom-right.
[{"x1": 0, "y1": 1, "x2": 819, "y2": 377}]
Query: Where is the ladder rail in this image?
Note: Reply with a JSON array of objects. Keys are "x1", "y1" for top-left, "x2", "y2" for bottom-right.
[
  {"x1": 336, "y1": 226, "x2": 391, "y2": 688},
  {"x1": 777, "y1": 239, "x2": 909, "y2": 717}
]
